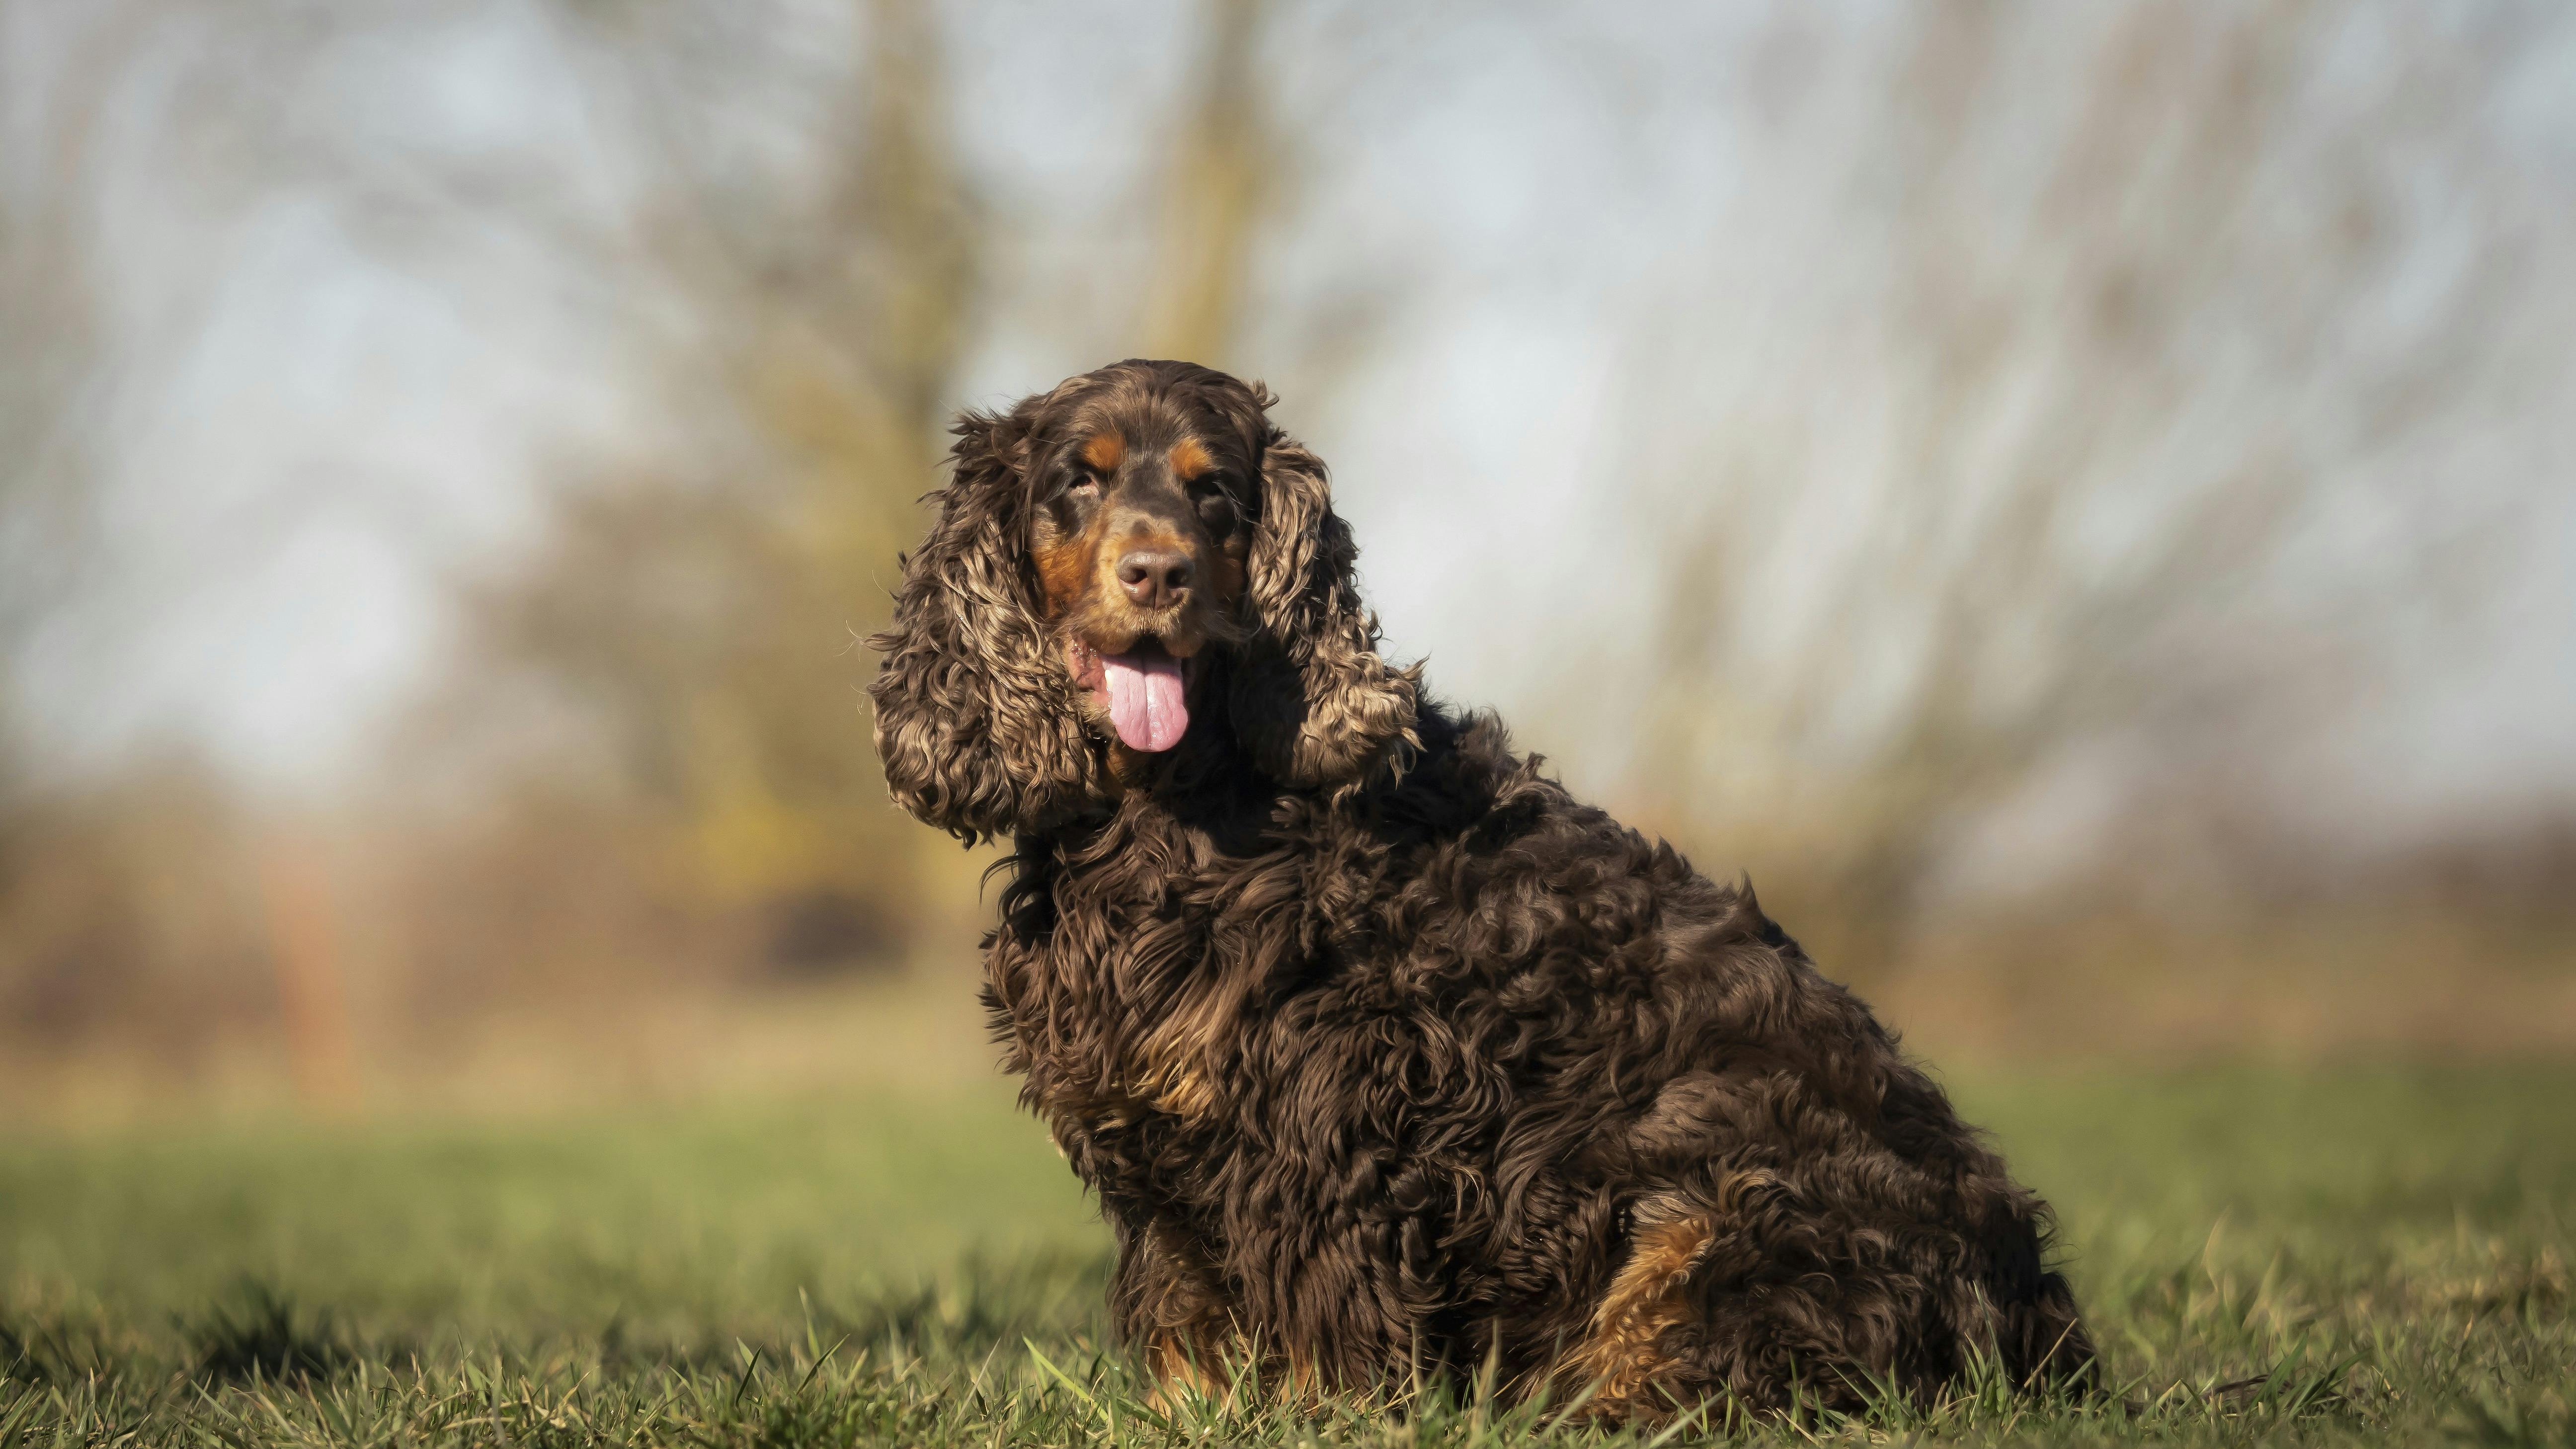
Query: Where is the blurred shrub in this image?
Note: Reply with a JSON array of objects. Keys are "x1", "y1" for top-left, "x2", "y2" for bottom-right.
[{"x1": 0, "y1": 761, "x2": 272, "y2": 1068}]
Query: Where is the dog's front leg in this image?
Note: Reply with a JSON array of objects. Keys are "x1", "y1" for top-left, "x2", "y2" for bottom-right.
[{"x1": 1109, "y1": 1216, "x2": 1241, "y2": 1403}]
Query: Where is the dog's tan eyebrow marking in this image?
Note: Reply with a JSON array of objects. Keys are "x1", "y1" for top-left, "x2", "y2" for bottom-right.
[
  {"x1": 1168, "y1": 438, "x2": 1213, "y2": 482},
  {"x1": 1082, "y1": 431, "x2": 1126, "y2": 473}
]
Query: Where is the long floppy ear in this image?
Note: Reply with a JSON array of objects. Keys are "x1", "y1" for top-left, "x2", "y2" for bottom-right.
[
  {"x1": 1226, "y1": 428, "x2": 1421, "y2": 792},
  {"x1": 868, "y1": 402, "x2": 1104, "y2": 842}
]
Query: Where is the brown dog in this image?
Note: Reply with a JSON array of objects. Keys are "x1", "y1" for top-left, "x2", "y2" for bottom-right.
[{"x1": 869, "y1": 359, "x2": 2094, "y2": 1420}]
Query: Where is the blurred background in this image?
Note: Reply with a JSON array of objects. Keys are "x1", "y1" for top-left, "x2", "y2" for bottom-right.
[{"x1": 2, "y1": 0, "x2": 2571, "y2": 1122}]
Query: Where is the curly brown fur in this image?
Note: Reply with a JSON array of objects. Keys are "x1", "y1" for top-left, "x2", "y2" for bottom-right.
[{"x1": 868, "y1": 359, "x2": 2095, "y2": 1422}]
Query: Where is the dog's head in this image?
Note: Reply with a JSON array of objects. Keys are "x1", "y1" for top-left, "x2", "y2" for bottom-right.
[{"x1": 868, "y1": 359, "x2": 1419, "y2": 841}]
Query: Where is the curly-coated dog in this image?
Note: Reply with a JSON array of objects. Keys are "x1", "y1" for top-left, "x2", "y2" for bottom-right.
[{"x1": 867, "y1": 359, "x2": 2093, "y2": 1421}]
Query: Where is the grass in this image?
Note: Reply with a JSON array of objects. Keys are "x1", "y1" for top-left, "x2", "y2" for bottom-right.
[{"x1": 0, "y1": 1064, "x2": 2570, "y2": 1446}]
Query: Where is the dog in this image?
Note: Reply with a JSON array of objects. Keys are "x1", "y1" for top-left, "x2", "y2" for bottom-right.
[{"x1": 867, "y1": 359, "x2": 2093, "y2": 1421}]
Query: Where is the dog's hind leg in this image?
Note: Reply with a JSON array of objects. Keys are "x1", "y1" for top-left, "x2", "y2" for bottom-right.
[{"x1": 1552, "y1": 1201, "x2": 1716, "y2": 1423}]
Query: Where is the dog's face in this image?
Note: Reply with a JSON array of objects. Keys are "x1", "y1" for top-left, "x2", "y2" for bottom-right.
[
  {"x1": 1025, "y1": 379, "x2": 1257, "y2": 757},
  {"x1": 868, "y1": 358, "x2": 1421, "y2": 842}
]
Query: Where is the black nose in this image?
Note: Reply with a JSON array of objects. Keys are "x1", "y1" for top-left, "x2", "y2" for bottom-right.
[{"x1": 1117, "y1": 549, "x2": 1193, "y2": 609}]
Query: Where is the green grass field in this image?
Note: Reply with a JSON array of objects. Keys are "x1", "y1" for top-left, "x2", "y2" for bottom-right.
[{"x1": 2, "y1": 1066, "x2": 2570, "y2": 1446}]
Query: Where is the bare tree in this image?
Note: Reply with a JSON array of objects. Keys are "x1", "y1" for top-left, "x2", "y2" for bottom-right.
[
  {"x1": 1615, "y1": 0, "x2": 2574, "y2": 967},
  {"x1": 0, "y1": 1, "x2": 130, "y2": 797},
  {"x1": 412, "y1": 0, "x2": 1322, "y2": 979},
  {"x1": 402, "y1": 0, "x2": 984, "y2": 962},
  {"x1": 1139, "y1": 0, "x2": 1278, "y2": 367}
]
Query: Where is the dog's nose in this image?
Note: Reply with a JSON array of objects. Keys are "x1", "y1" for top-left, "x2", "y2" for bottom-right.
[{"x1": 1117, "y1": 549, "x2": 1193, "y2": 609}]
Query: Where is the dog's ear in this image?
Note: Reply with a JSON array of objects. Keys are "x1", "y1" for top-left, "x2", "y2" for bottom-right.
[
  {"x1": 1226, "y1": 426, "x2": 1421, "y2": 793},
  {"x1": 868, "y1": 400, "x2": 1103, "y2": 842}
]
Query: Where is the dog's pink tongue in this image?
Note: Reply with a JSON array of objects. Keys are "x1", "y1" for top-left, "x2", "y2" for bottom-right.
[{"x1": 1102, "y1": 649, "x2": 1188, "y2": 752}]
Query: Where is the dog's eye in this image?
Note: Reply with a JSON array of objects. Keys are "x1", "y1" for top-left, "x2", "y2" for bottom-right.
[
  {"x1": 1197, "y1": 489, "x2": 1237, "y2": 533},
  {"x1": 1067, "y1": 474, "x2": 1102, "y2": 500}
]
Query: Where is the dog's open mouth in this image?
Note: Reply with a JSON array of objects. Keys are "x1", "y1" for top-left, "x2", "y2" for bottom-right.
[{"x1": 1069, "y1": 637, "x2": 1194, "y2": 753}]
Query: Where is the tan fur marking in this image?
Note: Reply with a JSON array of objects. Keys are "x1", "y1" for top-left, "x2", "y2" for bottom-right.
[
  {"x1": 1130, "y1": 968, "x2": 1263, "y2": 1123},
  {"x1": 1081, "y1": 430, "x2": 1126, "y2": 473},
  {"x1": 1286, "y1": 1349, "x2": 1322, "y2": 1404},
  {"x1": 1168, "y1": 437, "x2": 1212, "y2": 481},
  {"x1": 1033, "y1": 511, "x2": 1109, "y2": 613},
  {"x1": 1144, "y1": 1333, "x2": 1236, "y2": 1405},
  {"x1": 1153, "y1": 1066, "x2": 1215, "y2": 1121},
  {"x1": 1114, "y1": 1026, "x2": 1214, "y2": 1120},
  {"x1": 1561, "y1": 1208, "x2": 1715, "y2": 1416}
]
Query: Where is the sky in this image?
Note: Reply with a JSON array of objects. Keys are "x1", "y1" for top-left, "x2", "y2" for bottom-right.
[{"x1": 6, "y1": 0, "x2": 2573, "y2": 865}]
